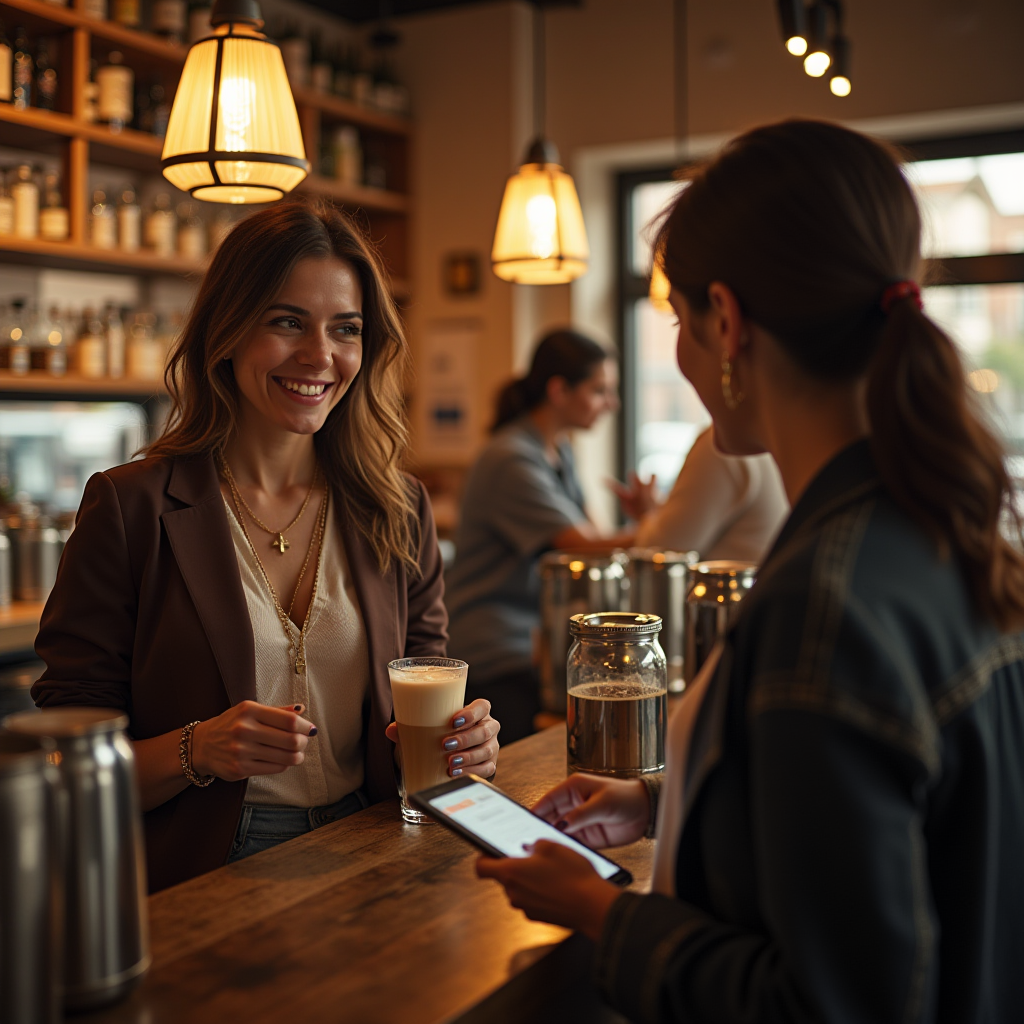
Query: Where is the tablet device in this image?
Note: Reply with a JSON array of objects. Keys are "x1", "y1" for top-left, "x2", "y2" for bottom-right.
[{"x1": 411, "y1": 774, "x2": 633, "y2": 885}]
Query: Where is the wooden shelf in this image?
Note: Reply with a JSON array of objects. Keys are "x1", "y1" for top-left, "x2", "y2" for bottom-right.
[
  {"x1": 0, "y1": 601, "x2": 44, "y2": 656},
  {"x1": 0, "y1": 372, "x2": 166, "y2": 397},
  {"x1": 0, "y1": 235, "x2": 205, "y2": 275},
  {"x1": 300, "y1": 175, "x2": 410, "y2": 214},
  {"x1": 292, "y1": 87, "x2": 412, "y2": 137}
]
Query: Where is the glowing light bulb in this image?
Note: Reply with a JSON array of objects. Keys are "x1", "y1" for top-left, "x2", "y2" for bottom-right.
[
  {"x1": 830, "y1": 75, "x2": 851, "y2": 97},
  {"x1": 786, "y1": 35, "x2": 808, "y2": 56},
  {"x1": 525, "y1": 193, "x2": 558, "y2": 259},
  {"x1": 804, "y1": 50, "x2": 831, "y2": 77}
]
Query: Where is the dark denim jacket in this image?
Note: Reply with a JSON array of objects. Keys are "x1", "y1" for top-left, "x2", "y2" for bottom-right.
[{"x1": 597, "y1": 441, "x2": 1024, "y2": 1024}]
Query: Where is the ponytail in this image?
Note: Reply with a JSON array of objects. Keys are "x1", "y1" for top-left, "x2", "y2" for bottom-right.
[
  {"x1": 490, "y1": 328, "x2": 609, "y2": 433},
  {"x1": 867, "y1": 297, "x2": 1024, "y2": 631}
]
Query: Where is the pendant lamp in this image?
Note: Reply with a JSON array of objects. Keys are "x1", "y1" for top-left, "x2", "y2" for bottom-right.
[
  {"x1": 491, "y1": 5, "x2": 588, "y2": 284},
  {"x1": 160, "y1": 0, "x2": 309, "y2": 204}
]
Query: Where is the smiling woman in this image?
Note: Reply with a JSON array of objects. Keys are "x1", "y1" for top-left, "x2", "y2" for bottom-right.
[{"x1": 31, "y1": 200, "x2": 501, "y2": 892}]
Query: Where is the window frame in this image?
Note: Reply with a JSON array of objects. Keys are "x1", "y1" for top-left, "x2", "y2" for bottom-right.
[{"x1": 615, "y1": 129, "x2": 1024, "y2": 482}]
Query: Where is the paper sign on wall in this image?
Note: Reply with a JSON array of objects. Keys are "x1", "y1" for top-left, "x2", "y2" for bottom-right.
[{"x1": 416, "y1": 320, "x2": 480, "y2": 463}]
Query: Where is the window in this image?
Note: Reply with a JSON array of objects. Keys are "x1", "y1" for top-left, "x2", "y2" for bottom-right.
[{"x1": 617, "y1": 130, "x2": 1024, "y2": 491}]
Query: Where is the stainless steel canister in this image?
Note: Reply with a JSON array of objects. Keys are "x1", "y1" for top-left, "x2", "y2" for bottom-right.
[
  {"x1": 7, "y1": 509, "x2": 61, "y2": 603},
  {"x1": 537, "y1": 551, "x2": 629, "y2": 714},
  {"x1": 0, "y1": 731, "x2": 63, "y2": 1024},
  {"x1": 5, "y1": 709, "x2": 150, "y2": 1011},
  {"x1": 624, "y1": 548, "x2": 698, "y2": 694},
  {"x1": 684, "y1": 560, "x2": 757, "y2": 683},
  {"x1": 566, "y1": 612, "x2": 667, "y2": 776}
]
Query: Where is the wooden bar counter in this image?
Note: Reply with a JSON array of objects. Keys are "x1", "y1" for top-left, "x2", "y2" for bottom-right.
[{"x1": 77, "y1": 726, "x2": 653, "y2": 1024}]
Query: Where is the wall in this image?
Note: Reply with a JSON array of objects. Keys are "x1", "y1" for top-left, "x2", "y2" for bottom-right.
[{"x1": 393, "y1": 0, "x2": 1024, "y2": 518}]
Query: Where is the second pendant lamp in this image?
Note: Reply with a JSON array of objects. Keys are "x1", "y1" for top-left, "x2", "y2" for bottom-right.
[{"x1": 491, "y1": 4, "x2": 589, "y2": 285}]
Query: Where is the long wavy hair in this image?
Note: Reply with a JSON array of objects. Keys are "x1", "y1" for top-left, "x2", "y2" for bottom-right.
[
  {"x1": 144, "y1": 197, "x2": 418, "y2": 575},
  {"x1": 656, "y1": 119, "x2": 1024, "y2": 631}
]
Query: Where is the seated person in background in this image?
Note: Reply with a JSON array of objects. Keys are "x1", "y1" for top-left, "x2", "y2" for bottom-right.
[
  {"x1": 613, "y1": 424, "x2": 788, "y2": 562},
  {"x1": 445, "y1": 330, "x2": 630, "y2": 744}
]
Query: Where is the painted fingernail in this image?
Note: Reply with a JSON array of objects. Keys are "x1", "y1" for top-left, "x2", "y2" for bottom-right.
[
  {"x1": 451, "y1": 768, "x2": 463, "y2": 776},
  {"x1": 443, "y1": 739, "x2": 459, "y2": 751},
  {"x1": 555, "y1": 819, "x2": 568, "y2": 831},
  {"x1": 308, "y1": 726, "x2": 318, "y2": 737},
  {"x1": 453, "y1": 716, "x2": 466, "y2": 728},
  {"x1": 293, "y1": 705, "x2": 303, "y2": 712},
  {"x1": 452, "y1": 756, "x2": 464, "y2": 767}
]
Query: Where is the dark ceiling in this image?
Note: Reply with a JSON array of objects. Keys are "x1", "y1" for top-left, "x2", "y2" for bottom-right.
[{"x1": 300, "y1": 0, "x2": 579, "y2": 24}]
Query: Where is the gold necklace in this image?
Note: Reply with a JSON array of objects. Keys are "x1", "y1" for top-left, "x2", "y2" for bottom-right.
[
  {"x1": 218, "y1": 456, "x2": 318, "y2": 555},
  {"x1": 225, "y1": 477, "x2": 329, "y2": 674}
]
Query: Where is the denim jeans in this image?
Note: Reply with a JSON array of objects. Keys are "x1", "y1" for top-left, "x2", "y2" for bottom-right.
[{"x1": 227, "y1": 789, "x2": 369, "y2": 864}]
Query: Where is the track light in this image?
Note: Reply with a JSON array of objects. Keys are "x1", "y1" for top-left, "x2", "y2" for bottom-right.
[
  {"x1": 829, "y1": 35, "x2": 851, "y2": 96},
  {"x1": 777, "y1": 0, "x2": 807, "y2": 56},
  {"x1": 803, "y1": 3, "x2": 831, "y2": 77}
]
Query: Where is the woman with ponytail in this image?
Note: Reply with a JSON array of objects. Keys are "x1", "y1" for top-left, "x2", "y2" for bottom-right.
[
  {"x1": 476, "y1": 120, "x2": 1024, "y2": 1023},
  {"x1": 445, "y1": 329, "x2": 627, "y2": 742}
]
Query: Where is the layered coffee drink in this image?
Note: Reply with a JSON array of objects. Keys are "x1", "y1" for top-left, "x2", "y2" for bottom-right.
[{"x1": 388, "y1": 658, "x2": 468, "y2": 823}]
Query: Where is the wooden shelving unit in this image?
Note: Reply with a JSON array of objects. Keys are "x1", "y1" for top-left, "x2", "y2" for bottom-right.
[{"x1": 0, "y1": 370, "x2": 165, "y2": 396}]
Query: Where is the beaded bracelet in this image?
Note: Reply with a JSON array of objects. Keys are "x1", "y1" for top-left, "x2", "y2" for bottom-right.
[{"x1": 179, "y1": 721, "x2": 215, "y2": 788}]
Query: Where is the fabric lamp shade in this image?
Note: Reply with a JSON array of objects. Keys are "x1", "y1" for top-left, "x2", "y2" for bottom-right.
[
  {"x1": 161, "y1": 21, "x2": 309, "y2": 204},
  {"x1": 491, "y1": 160, "x2": 589, "y2": 285}
]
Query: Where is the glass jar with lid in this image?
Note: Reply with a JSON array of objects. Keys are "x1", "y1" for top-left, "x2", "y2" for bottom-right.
[{"x1": 566, "y1": 611, "x2": 667, "y2": 777}]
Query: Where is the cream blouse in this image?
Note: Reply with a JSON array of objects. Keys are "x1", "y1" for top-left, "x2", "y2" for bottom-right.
[{"x1": 224, "y1": 495, "x2": 370, "y2": 807}]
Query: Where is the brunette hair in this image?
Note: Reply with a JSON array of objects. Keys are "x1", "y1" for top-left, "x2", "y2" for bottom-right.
[
  {"x1": 492, "y1": 329, "x2": 609, "y2": 432},
  {"x1": 656, "y1": 119, "x2": 1024, "y2": 631},
  {"x1": 145, "y1": 197, "x2": 418, "y2": 574}
]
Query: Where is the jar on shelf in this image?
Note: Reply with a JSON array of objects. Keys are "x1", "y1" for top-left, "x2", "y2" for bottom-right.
[
  {"x1": 90, "y1": 188, "x2": 117, "y2": 249},
  {"x1": 151, "y1": 0, "x2": 187, "y2": 45},
  {"x1": 97, "y1": 51, "x2": 134, "y2": 132},
  {"x1": 34, "y1": 37, "x2": 57, "y2": 111},
  {"x1": 104, "y1": 303, "x2": 125, "y2": 380},
  {"x1": 11, "y1": 164, "x2": 39, "y2": 240},
  {"x1": 333, "y1": 126, "x2": 362, "y2": 186},
  {"x1": 2, "y1": 300, "x2": 31, "y2": 375},
  {"x1": 39, "y1": 172, "x2": 69, "y2": 242},
  {"x1": 81, "y1": 0, "x2": 107, "y2": 19},
  {"x1": 117, "y1": 185, "x2": 141, "y2": 252},
  {"x1": 176, "y1": 202, "x2": 206, "y2": 261},
  {"x1": 75, "y1": 308, "x2": 106, "y2": 379},
  {"x1": 566, "y1": 611, "x2": 667, "y2": 777},
  {"x1": 145, "y1": 193, "x2": 177, "y2": 258},
  {"x1": 30, "y1": 306, "x2": 67, "y2": 377},
  {"x1": 0, "y1": 170, "x2": 15, "y2": 236},
  {"x1": 126, "y1": 312, "x2": 163, "y2": 381},
  {"x1": 12, "y1": 26, "x2": 32, "y2": 111},
  {"x1": 111, "y1": 0, "x2": 140, "y2": 29},
  {"x1": 0, "y1": 24, "x2": 12, "y2": 105}
]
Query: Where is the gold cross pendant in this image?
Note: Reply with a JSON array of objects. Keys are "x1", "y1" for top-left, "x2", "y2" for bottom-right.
[{"x1": 272, "y1": 532, "x2": 290, "y2": 554}]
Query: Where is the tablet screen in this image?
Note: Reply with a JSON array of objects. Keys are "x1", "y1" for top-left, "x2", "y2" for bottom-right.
[{"x1": 428, "y1": 781, "x2": 622, "y2": 881}]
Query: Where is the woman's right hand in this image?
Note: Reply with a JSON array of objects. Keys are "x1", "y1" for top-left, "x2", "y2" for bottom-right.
[
  {"x1": 533, "y1": 774, "x2": 651, "y2": 849},
  {"x1": 191, "y1": 700, "x2": 316, "y2": 782}
]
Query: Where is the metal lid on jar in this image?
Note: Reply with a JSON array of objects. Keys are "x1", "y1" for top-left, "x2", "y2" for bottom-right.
[
  {"x1": 5, "y1": 707, "x2": 129, "y2": 738},
  {"x1": 569, "y1": 611, "x2": 663, "y2": 638},
  {"x1": 626, "y1": 547, "x2": 698, "y2": 565},
  {"x1": 541, "y1": 550, "x2": 628, "y2": 572},
  {"x1": 688, "y1": 560, "x2": 757, "y2": 604}
]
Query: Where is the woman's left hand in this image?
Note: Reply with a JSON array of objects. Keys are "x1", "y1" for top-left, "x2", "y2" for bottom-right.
[
  {"x1": 385, "y1": 698, "x2": 500, "y2": 778},
  {"x1": 475, "y1": 840, "x2": 622, "y2": 940}
]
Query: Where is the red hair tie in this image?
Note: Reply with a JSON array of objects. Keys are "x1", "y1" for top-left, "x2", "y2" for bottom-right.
[{"x1": 880, "y1": 280, "x2": 922, "y2": 313}]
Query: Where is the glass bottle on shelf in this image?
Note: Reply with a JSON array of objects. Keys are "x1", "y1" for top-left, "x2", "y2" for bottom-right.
[
  {"x1": 12, "y1": 26, "x2": 32, "y2": 111},
  {"x1": 11, "y1": 164, "x2": 39, "y2": 239},
  {"x1": 126, "y1": 312, "x2": 163, "y2": 381},
  {"x1": 149, "y1": 84, "x2": 170, "y2": 138},
  {"x1": 39, "y1": 172, "x2": 69, "y2": 241},
  {"x1": 105, "y1": 303, "x2": 125, "y2": 379},
  {"x1": 188, "y1": 2, "x2": 213, "y2": 44},
  {"x1": 4, "y1": 300, "x2": 30, "y2": 375},
  {"x1": 76, "y1": 308, "x2": 106, "y2": 379},
  {"x1": 111, "y1": 0, "x2": 141, "y2": 29},
  {"x1": 333, "y1": 127, "x2": 362, "y2": 186},
  {"x1": 0, "y1": 22, "x2": 12, "y2": 104},
  {"x1": 34, "y1": 306, "x2": 67, "y2": 377},
  {"x1": 81, "y1": 0, "x2": 107, "y2": 19},
  {"x1": 90, "y1": 188, "x2": 117, "y2": 249},
  {"x1": 151, "y1": 0, "x2": 187, "y2": 45},
  {"x1": 177, "y1": 202, "x2": 207, "y2": 261},
  {"x1": 117, "y1": 185, "x2": 141, "y2": 251},
  {"x1": 0, "y1": 170, "x2": 14, "y2": 235},
  {"x1": 145, "y1": 193, "x2": 177, "y2": 258},
  {"x1": 34, "y1": 37, "x2": 57, "y2": 111},
  {"x1": 97, "y1": 51, "x2": 133, "y2": 132}
]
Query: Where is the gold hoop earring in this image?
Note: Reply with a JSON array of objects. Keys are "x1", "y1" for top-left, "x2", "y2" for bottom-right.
[{"x1": 721, "y1": 356, "x2": 745, "y2": 411}]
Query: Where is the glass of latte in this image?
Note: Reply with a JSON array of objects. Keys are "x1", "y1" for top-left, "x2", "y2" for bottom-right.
[{"x1": 388, "y1": 657, "x2": 469, "y2": 824}]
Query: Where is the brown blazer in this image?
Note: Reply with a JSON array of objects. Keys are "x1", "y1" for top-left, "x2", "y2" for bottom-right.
[{"x1": 32, "y1": 454, "x2": 448, "y2": 892}]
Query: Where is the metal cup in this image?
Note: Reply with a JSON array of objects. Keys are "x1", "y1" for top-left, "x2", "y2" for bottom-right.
[
  {"x1": 0, "y1": 731, "x2": 63, "y2": 1024},
  {"x1": 684, "y1": 560, "x2": 757, "y2": 683},
  {"x1": 5, "y1": 708, "x2": 150, "y2": 1011}
]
